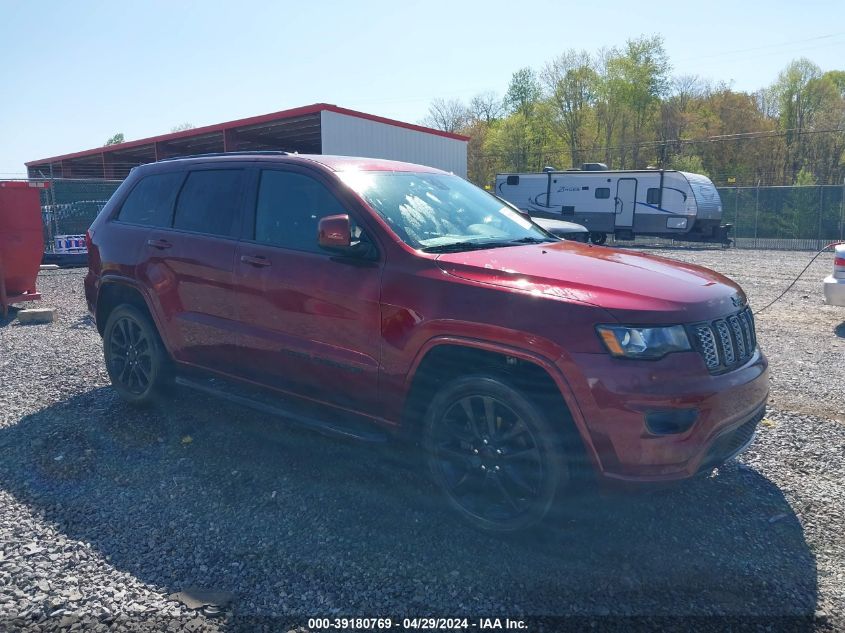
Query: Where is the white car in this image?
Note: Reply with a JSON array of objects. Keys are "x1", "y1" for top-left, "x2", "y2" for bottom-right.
[{"x1": 823, "y1": 244, "x2": 845, "y2": 306}]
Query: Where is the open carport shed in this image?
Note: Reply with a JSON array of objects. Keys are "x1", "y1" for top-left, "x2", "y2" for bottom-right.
[{"x1": 25, "y1": 103, "x2": 469, "y2": 180}]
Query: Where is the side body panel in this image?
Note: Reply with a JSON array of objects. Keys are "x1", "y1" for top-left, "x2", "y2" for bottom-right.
[
  {"x1": 232, "y1": 163, "x2": 385, "y2": 414},
  {"x1": 139, "y1": 228, "x2": 240, "y2": 369}
]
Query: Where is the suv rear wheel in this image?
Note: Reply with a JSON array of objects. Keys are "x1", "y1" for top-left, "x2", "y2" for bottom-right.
[
  {"x1": 423, "y1": 375, "x2": 567, "y2": 531},
  {"x1": 103, "y1": 304, "x2": 171, "y2": 405}
]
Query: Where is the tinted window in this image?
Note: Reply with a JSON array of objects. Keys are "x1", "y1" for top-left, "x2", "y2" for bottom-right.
[
  {"x1": 647, "y1": 188, "x2": 661, "y2": 205},
  {"x1": 255, "y1": 171, "x2": 347, "y2": 252},
  {"x1": 595, "y1": 187, "x2": 610, "y2": 199},
  {"x1": 173, "y1": 170, "x2": 245, "y2": 237},
  {"x1": 117, "y1": 172, "x2": 183, "y2": 226}
]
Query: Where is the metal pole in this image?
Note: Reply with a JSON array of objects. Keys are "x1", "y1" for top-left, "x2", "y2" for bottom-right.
[
  {"x1": 754, "y1": 179, "x2": 760, "y2": 249},
  {"x1": 735, "y1": 185, "x2": 740, "y2": 246},
  {"x1": 818, "y1": 186, "x2": 824, "y2": 249},
  {"x1": 49, "y1": 163, "x2": 57, "y2": 254},
  {"x1": 840, "y1": 177, "x2": 845, "y2": 240}
]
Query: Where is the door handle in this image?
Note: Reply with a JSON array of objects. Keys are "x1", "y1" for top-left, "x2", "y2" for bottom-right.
[
  {"x1": 146, "y1": 238, "x2": 172, "y2": 250},
  {"x1": 240, "y1": 254, "x2": 271, "y2": 267}
]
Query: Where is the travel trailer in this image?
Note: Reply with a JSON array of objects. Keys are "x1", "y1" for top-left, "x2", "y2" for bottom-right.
[{"x1": 495, "y1": 164, "x2": 731, "y2": 245}]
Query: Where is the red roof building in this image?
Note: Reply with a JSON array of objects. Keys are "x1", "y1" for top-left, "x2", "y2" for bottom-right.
[{"x1": 26, "y1": 103, "x2": 469, "y2": 180}]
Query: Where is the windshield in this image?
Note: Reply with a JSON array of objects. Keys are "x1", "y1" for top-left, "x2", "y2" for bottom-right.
[{"x1": 339, "y1": 171, "x2": 555, "y2": 252}]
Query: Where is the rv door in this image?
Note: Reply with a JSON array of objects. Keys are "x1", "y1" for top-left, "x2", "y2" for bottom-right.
[{"x1": 615, "y1": 178, "x2": 637, "y2": 228}]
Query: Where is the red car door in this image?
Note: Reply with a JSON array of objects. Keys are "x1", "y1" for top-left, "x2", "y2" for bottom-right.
[
  {"x1": 232, "y1": 166, "x2": 383, "y2": 414},
  {"x1": 139, "y1": 167, "x2": 246, "y2": 371}
]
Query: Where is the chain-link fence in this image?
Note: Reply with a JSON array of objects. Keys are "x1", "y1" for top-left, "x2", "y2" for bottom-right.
[
  {"x1": 32, "y1": 178, "x2": 845, "y2": 253},
  {"x1": 39, "y1": 179, "x2": 122, "y2": 253},
  {"x1": 718, "y1": 185, "x2": 845, "y2": 250}
]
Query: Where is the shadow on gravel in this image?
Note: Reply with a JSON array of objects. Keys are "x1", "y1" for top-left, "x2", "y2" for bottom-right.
[
  {"x1": 0, "y1": 306, "x2": 19, "y2": 328},
  {"x1": 0, "y1": 387, "x2": 818, "y2": 624}
]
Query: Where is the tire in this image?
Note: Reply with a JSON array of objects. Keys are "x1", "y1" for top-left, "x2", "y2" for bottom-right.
[
  {"x1": 423, "y1": 375, "x2": 568, "y2": 532},
  {"x1": 102, "y1": 304, "x2": 171, "y2": 406},
  {"x1": 590, "y1": 231, "x2": 607, "y2": 245}
]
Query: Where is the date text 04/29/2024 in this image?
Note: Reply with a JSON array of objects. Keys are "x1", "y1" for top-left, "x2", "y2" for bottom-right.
[{"x1": 307, "y1": 618, "x2": 528, "y2": 630}]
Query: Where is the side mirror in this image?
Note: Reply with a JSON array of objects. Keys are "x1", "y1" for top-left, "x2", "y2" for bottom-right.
[{"x1": 318, "y1": 214, "x2": 352, "y2": 251}]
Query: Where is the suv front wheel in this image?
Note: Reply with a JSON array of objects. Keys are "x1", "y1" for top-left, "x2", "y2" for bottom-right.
[
  {"x1": 423, "y1": 375, "x2": 567, "y2": 531},
  {"x1": 103, "y1": 304, "x2": 171, "y2": 405}
]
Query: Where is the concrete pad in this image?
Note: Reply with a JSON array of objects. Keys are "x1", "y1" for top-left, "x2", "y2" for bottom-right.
[{"x1": 16, "y1": 307, "x2": 57, "y2": 324}]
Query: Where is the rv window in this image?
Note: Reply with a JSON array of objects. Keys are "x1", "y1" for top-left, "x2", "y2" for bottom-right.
[
  {"x1": 595, "y1": 188, "x2": 610, "y2": 199},
  {"x1": 562, "y1": 205, "x2": 575, "y2": 215},
  {"x1": 646, "y1": 188, "x2": 661, "y2": 205},
  {"x1": 506, "y1": 175, "x2": 519, "y2": 186}
]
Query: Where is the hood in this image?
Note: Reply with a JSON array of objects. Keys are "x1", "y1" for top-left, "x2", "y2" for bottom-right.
[{"x1": 435, "y1": 241, "x2": 746, "y2": 324}]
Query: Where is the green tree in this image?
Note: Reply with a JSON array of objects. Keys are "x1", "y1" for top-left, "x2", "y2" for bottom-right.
[
  {"x1": 617, "y1": 35, "x2": 671, "y2": 168},
  {"x1": 771, "y1": 58, "x2": 829, "y2": 180},
  {"x1": 105, "y1": 132, "x2": 124, "y2": 146},
  {"x1": 823, "y1": 70, "x2": 845, "y2": 97},
  {"x1": 504, "y1": 67, "x2": 542, "y2": 117},
  {"x1": 594, "y1": 47, "x2": 627, "y2": 167},
  {"x1": 542, "y1": 49, "x2": 597, "y2": 167},
  {"x1": 670, "y1": 153, "x2": 707, "y2": 176}
]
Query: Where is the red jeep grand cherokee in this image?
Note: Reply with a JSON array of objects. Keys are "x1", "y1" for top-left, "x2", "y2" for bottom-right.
[{"x1": 85, "y1": 153, "x2": 769, "y2": 531}]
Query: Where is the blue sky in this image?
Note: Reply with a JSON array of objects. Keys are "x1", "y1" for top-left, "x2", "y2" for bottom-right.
[{"x1": 1, "y1": 0, "x2": 843, "y2": 175}]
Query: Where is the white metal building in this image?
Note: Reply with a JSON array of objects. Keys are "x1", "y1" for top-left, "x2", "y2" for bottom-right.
[{"x1": 26, "y1": 103, "x2": 469, "y2": 180}]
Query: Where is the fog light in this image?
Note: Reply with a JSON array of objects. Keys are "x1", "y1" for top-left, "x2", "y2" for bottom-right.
[
  {"x1": 666, "y1": 217, "x2": 688, "y2": 229},
  {"x1": 645, "y1": 409, "x2": 698, "y2": 435}
]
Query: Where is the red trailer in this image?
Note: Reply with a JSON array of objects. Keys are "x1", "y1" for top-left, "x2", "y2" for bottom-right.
[{"x1": 0, "y1": 181, "x2": 46, "y2": 316}]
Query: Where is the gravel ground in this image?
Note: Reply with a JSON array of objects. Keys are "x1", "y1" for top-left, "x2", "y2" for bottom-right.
[{"x1": 0, "y1": 250, "x2": 843, "y2": 632}]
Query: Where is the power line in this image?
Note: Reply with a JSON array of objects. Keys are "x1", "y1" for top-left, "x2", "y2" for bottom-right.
[
  {"x1": 471, "y1": 127, "x2": 845, "y2": 160},
  {"x1": 674, "y1": 32, "x2": 845, "y2": 62}
]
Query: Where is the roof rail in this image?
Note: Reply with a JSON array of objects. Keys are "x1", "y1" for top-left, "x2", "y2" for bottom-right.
[{"x1": 157, "y1": 150, "x2": 291, "y2": 162}]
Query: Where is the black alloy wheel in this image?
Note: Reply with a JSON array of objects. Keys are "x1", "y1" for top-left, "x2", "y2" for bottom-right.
[
  {"x1": 103, "y1": 305, "x2": 169, "y2": 405},
  {"x1": 424, "y1": 376, "x2": 566, "y2": 532}
]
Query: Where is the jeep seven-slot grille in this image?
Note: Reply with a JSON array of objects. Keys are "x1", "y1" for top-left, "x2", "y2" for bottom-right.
[{"x1": 688, "y1": 308, "x2": 757, "y2": 374}]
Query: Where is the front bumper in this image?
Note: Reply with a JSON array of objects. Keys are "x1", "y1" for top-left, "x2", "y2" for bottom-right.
[
  {"x1": 561, "y1": 348, "x2": 769, "y2": 482},
  {"x1": 823, "y1": 275, "x2": 845, "y2": 306}
]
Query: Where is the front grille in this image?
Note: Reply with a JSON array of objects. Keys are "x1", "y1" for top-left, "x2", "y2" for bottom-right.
[{"x1": 688, "y1": 308, "x2": 757, "y2": 374}]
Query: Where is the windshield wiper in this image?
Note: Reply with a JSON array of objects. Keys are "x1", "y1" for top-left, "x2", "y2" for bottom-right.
[
  {"x1": 422, "y1": 237, "x2": 558, "y2": 253},
  {"x1": 421, "y1": 240, "x2": 514, "y2": 253},
  {"x1": 508, "y1": 236, "x2": 558, "y2": 244}
]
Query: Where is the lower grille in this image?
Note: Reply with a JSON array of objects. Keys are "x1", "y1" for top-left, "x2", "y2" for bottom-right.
[
  {"x1": 701, "y1": 407, "x2": 764, "y2": 471},
  {"x1": 688, "y1": 308, "x2": 757, "y2": 374}
]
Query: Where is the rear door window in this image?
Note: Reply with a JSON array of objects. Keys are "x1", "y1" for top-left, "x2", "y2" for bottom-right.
[
  {"x1": 254, "y1": 170, "x2": 347, "y2": 253},
  {"x1": 117, "y1": 172, "x2": 183, "y2": 227},
  {"x1": 173, "y1": 169, "x2": 246, "y2": 238}
]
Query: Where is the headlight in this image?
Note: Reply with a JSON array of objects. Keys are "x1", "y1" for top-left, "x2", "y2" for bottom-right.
[{"x1": 596, "y1": 324, "x2": 691, "y2": 359}]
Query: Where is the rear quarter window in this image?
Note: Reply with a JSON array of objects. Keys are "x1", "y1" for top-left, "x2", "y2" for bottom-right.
[{"x1": 117, "y1": 172, "x2": 184, "y2": 227}]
